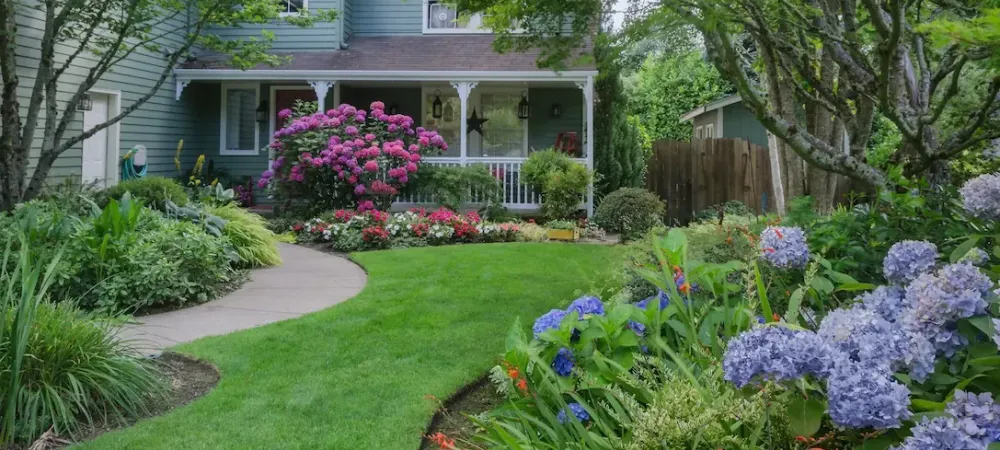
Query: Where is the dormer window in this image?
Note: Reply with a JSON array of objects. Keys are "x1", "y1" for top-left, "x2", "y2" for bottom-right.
[
  {"x1": 280, "y1": 0, "x2": 305, "y2": 16},
  {"x1": 423, "y1": 0, "x2": 489, "y2": 34}
]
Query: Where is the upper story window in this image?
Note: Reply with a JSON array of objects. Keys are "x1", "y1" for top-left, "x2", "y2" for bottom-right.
[
  {"x1": 423, "y1": 0, "x2": 490, "y2": 34},
  {"x1": 280, "y1": 0, "x2": 306, "y2": 16}
]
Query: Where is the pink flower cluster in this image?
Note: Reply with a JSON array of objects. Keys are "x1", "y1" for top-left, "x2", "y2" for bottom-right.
[{"x1": 259, "y1": 101, "x2": 449, "y2": 210}]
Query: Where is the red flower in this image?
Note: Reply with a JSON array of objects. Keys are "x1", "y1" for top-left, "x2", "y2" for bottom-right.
[
  {"x1": 516, "y1": 378, "x2": 528, "y2": 392},
  {"x1": 507, "y1": 368, "x2": 520, "y2": 379},
  {"x1": 362, "y1": 226, "x2": 390, "y2": 242},
  {"x1": 292, "y1": 223, "x2": 304, "y2": 232},
  {"x1": 427, "y1": 432, "x2": 456, "y2": 449}
]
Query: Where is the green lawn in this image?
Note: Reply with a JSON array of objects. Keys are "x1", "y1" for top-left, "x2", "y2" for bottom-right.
[{"x1": 77, "y1": 243, "x2": 620, "y2": 450}]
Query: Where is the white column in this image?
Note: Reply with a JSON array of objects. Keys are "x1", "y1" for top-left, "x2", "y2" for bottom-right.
[
  {"x1": 577, "y1": 77, "x2": 596, "y2": 217},
  {"x1": 451, "y1": 81, "x2": 478, "y2": 166},
  {"x1": 308, "y1": 80, "x2": 334, "y2": 113}
]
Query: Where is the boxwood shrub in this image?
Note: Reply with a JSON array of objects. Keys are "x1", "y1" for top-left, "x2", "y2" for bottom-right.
[{"x1": 593, "y1": 188, "x2": 665, "y2": 241}]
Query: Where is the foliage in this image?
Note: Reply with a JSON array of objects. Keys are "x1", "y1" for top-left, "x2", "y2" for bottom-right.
[
  {"x1": 206, "y1": 204, "x2": 282, "y2": 268},
  {"x1": 259, "y1": 102, "x2": 448, "y2": 217},
  {"x1": 164, "y1": 200, "x2": 227, "y2": 238},
  {"x1": 412, "y1": 164, "x2": 503, "y2": 212},
  {"x1": 96, "y1": 177, "x2": 190, "y2": 210},
  {"x1": 541, "y1": 163, "x2": 593, "y2": 220},
  {"x1": 518, "y1": 222, "x2": 549, "y2": 242},
  {"x1": 594, "y1": 34, "x2": 647, "y2": 197},
  {"x1": 545, "y1": 220, "x2": 576, "y2": 230},
  {"x1": 292, "y1": 208, "x2": 521, "y2": 252},
  {"x1": 627, "y1": 51, "x2": 732, "y2": 142},
  {"x1": 0, "y1": 0, "x2": 337, "y2": 210},
  {"x1": 520, "y1": 149, "x2": 575, "y2": 190},
  {"x1": 694, "y1": 200, "x2": 755, "y2": 223},
  {"x1": 0, "y1": 241, "x2": 163, "y2": 443},
  {"x1": 866, "y1": 115, "x2": 903, "y2": 170},
  {"x1": 593, "y1": 188, "x2": 664, "y2": 241}
]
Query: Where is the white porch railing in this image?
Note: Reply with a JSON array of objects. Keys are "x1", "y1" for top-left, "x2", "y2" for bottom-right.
[{"x1": 395, "y1": 156, "x2": 589, "y2": 211}]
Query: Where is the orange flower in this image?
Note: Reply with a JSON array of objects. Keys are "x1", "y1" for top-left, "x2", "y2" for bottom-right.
[
  {"x1": 516, "y1": 378, "x2": 528, "y2": 392},
  {"x1": 679, "y1": 282, "x2": 691, "y2": 294},
  {"x1": 772, "y1": 313, "x2": 780, "y2": 322},
  {"x1": 427, "y1": 432, "x2": 456, "y2": 449},
  {"x1": 507, "y1": 368, "x2": 520, "y2": 379},
  {"x1": 726, "y1": 236, "x2": 733, "y2": 244}
]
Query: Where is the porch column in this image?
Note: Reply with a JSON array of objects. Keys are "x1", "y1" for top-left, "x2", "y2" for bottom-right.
[
  {"x1": 577, "y1": 77, "x2": 596, "y2": 217},
  {"x1": 451, "y1": 81, "x2": 478, "y2": 165},
  {"x1": 308, "y1": 80, "x2": 335, "y2": 113}
]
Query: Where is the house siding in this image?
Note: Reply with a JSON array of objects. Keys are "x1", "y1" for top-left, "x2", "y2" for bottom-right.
[
  {"x1": 208, "y1": 0, "x2": 343, "y2": 51},
  {"x1": 347, "y1": 0, "x2": 423, "y2": 36},
  {"x1": 7, "y1": 3, "x2": 203, "y2": 187},
  {"x1": 342, "y1": 0, "x2": 354, "y2": 39},
  {"x1": 722, "y1": 103, "x2": 768, "y2": 148},
  {"x1": 691, "y1": 112, "x2": 719, "y2": 136},
  {"x1": 527, "y1": 88, "x2": 583, "y2": 152}
]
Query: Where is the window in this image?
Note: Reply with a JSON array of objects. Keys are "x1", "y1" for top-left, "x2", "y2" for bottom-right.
[
  {"x1": 280, "y1": 0, "x2": 305, "y2": 16},
  {"x1": 423, "y1": 0, "x2": 488, "y2": 33},
  {"x1": 475, "y1": 93, "x2": 526, "y2": 157},
  {"x1": 423, "y1": 92, "x2": 461, "y2": 157},
  {"x1": 695, "y1": 126, "x2": 704, "y2": 139},
  {"x1": 705, "y1": 123, "x2": 715, "y2": 138},
  {"x1": 220, "y1": 83, "x2": 259, "y2": 155}
]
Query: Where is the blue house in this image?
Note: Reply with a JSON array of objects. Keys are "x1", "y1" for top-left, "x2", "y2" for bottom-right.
[{"x1": 12, "y1": 0, "x2": 599, "y2": 214}]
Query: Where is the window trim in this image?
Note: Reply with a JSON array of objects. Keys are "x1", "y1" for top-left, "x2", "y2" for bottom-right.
[
  {"x1": 695, "y1": 125, "x2": 704, "y2": 139},
  {"x1": 422, "y1": 0, "x2": 492, "y2": 34},
  {"x1": 420, "y1": 85, "x2": 530, "y2": 158},
  {"x1": 704, "y1": 123, "x2": 714, "y2": 138},
  {"x1": 278, "y1": 0, "x2": 307, "y2": 17},
  {"x1": 220, "y1": 82, "x2": 260, "y2": 156}
]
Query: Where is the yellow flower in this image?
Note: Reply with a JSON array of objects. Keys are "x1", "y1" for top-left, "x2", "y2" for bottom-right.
[
  {"x1": 211, "y1": 178, "x2": 219, "y2": 186},
  {"x1": 174, "y1": 140, "x2": 184, "y2": 173},
  {"x1": 189, "y1": 176, "x2": 195, "y2": 181},
  {"x1": 194, "y1": 179, "x2": 202, "y2": 186}
]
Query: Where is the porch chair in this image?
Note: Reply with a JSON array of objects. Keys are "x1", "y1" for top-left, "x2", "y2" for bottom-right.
[{"x1": 554, "y1": 132, "x2": 579, "y2": 157}]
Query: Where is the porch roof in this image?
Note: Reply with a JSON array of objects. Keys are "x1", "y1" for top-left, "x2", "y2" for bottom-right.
[{"x1": 178, "y1": 35, "x2": 595, "y2": 75}]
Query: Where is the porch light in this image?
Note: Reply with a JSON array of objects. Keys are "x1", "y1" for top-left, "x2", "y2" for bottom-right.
[
  {"x1": 432, "y1": 90, "x2": 443, "y2": 119},
  {"x1": 255, "y1": 101, "x2": 269, "y2": 123},
  {"x1": 517, "y1": 91, "x2": 530, "y2": 119},
  {"x1": 389, "y1": 103, "x2": 399, "y2": 115},
  {"x1": 550, "y1": 103, "x2": 562, "y2": 118},
  {"x1": 79, "y1": 93, "x2": 93, "y2": 111}
]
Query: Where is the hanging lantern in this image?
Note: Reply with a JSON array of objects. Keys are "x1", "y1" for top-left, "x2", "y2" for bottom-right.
[
  {"x1": 443, "y1": 103, "x2": 455, "y2": 123},
  {"x1": 550, "y1": 103, "x2": 562, "y2": 118},
  {"x1": 432, "y1": 90, "x2": 443, "y2": 119},
  {"x1": 389, "y1": 103, "x2": 399, "y2": 115},
  {"x1": 79, "y1": 93, "x2": 93, "y2": 111},
  {"x1": 517, "y1": 91, "x2": 530, "y2": 119},
  {"x1": 255, "y1": 101, "x2": 269, "y2": 123}
]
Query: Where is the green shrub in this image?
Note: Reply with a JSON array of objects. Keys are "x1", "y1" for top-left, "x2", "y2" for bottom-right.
[
  {"x1": 56, "y1": 204, "x2": 239, "y2": 313},
  {"x1": 593, "y1": 188, "x2": 664, "y2": 240},
  {"x1": 96, "y1": 177, "x2": 189, "y2": 210},
  {"x1": 0, "y1": 243, "x2": 163, "y2": 443},
  {"x1": 413, "y1": 164, "x2": 503, "y2": 211},
  {"x1": 541, "y1": 163, "x2": 592, "y2": 220},
  {"x1": 521, "y1": 149, "x2": 574, "y2": 189},
  {"x1": 693, "y1": 199, "x2": 755, "y2": 222},
  {"x1": 206, "y1": 204, "x2": 282, "y2": 268}
]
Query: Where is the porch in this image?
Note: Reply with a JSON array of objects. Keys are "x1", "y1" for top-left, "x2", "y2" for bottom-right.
[{"x1": 173, "y1": 70, "x2": 597, "y2": 214}]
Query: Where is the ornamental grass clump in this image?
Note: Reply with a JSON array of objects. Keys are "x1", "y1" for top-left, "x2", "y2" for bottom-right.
[{"x1": 260, "y1": 101, "x2": 448, "y2": 215}]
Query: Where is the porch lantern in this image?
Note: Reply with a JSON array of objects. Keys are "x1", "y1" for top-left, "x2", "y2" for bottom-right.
[
  {"x1": 432, "y1": 90, "x2": 444, "y2": 119},
  {"x1": 79, "y1": 93, "x2": 93, "y2": 111},
  {"x1": 389, "y1": 103, "x2": 399, "y2": 115},
  {"x1": 550, "y1": 103, "x2": 562, "y2": 118},
  {"x1": 255, "y1": 101, "x2": 269, "y2": 123},
  {"x1": 517, "y1": 91, "x2": 530, "y2": 119}
]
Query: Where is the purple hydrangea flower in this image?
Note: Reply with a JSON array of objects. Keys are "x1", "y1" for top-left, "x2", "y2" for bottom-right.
[
  {"x1": 993, "y1": 319, "x2": 1000, "y2": 351},
  {"x1": 900, "y1": 331, "x2": 937, "y2": 383},
  {"x1": 826, "y1": 361, "x2": 912, "y2": 429},
  {"x1": 636, "y1": 290, "x2": 670, "y2": 311},
  {"x1": 627, "y1": 320, "x2": 646, "y2": 336},
  {"x1": 722, "y1": 327, "x2": 835, "y2": 387},
  {"x1": 556, "y1": 403, "x2": 590, "y2": 424},
  {"x1": 533, "y1": 309, "x2": 567, "y2": 338},
  {"x1": 902, "y1": 264, "x2": 992, "y2": 356},
  {"x1": 960, "y1": 173, "x2": 1000, "y2": 220},
  {"x1": 567, "y1": 296, "x2": 604, "y2": 319},
  {"x1": 884, "y1": 241, "x2": 939, "y2": 284},
  {"x1": 858, "y1": 286, "x2": 906, "y2": 323},
  {"x1": 819, "y1": 307, "x2": 906, "y2": 367},
  {"x1": 759, "y1": 226, "x2": 810, "y2": 269},
  {"x1": 947, "y1": 390, "x2": 1000, "y2": 444},
  {"x1": 551, "y1": 348, "x2": 574, "y2": 376},
  {"x1": 892, "y1": 417, "x2": 987, "y2": 450},
  {"x1": 961, "y1": 248, "x2": 990, "y2": 266}
]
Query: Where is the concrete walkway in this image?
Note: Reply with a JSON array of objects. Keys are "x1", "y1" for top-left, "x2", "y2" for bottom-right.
[{"x1": 120, "y1": 243, "x2": 367, "y2": 356}]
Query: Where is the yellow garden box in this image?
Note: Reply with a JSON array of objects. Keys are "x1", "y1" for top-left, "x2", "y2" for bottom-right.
[{"x1": 546, "y1": 228, "x2": 579, "y2": 241}]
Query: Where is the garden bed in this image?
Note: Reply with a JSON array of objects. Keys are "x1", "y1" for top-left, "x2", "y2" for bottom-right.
[{"x1": 420, "y1": 375, "x2": 503, "y2": 450}]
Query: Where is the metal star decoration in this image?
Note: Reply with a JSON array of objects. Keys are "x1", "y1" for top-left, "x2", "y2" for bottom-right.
[{"x1": 467, "y1": 108, "x2": 488, "y2": 135}]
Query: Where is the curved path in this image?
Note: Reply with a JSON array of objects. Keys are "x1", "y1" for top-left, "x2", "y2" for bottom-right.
[{"x1": 120, "y1": 243, "x2": 367, "y2": 356}]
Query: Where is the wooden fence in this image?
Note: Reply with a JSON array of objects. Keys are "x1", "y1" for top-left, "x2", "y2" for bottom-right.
[{"x1": 646, "y1": 138, "x2": 775, "y2": 225}]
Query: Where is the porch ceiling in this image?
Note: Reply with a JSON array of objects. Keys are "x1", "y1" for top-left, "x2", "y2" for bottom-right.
[{"x1": 176, "y1": 35, "x2": 596, "y2": 81}]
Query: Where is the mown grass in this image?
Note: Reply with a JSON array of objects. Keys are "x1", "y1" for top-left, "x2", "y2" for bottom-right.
[{"x1": 75, "y1": 243, "x2": 621, "y2": 450}]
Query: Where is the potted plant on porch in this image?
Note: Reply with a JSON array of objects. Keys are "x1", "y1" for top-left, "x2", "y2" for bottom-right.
[{"x1": 545, "y1": 220, "x2": 579, "y2": 241}]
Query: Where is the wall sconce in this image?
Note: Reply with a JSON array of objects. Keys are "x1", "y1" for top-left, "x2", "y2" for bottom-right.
[
  {"x1": 79, "y1": 93, "x2": 93, "y2": 111},
  {"x1": 550, "y1": 103, "x2": 562, "y2": 118},
  {"x1": 255, "y1": 101, "x2": 269, "y2": 123},
  {"x1": 432, "y1": 90, "x2": 443, "y2": 119},
  {"x1": 389, "y1": 103, "x2": 399, "y2": 115},
  {"x1": 517, "y1": 91, "x2": 530, "y2": 119}
]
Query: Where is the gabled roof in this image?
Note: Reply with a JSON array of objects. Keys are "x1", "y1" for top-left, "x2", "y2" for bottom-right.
[
  {"x1": 679, "y1": 95, "x2": 742, "y2": 122},
  {"x1": 179, "y1": 35, "x2": 596, "y2": 72}
]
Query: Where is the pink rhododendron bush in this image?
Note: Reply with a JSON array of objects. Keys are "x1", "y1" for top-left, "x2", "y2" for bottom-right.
[
  {"x1": 290, "y1": 208, "x2": 522, "y2": 252},
  {"x1": 259, "y1": 101, "x2": 448, "y2": 215}
]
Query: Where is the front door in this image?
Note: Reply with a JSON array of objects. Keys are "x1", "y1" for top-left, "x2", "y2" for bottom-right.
[{"x1": 82, "y1": 93, "x2": 111, "y2": 187}]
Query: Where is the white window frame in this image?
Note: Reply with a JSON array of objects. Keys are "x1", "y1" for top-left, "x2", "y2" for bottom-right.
[
  {"x1": 695, "y1": 125, "x2": 704, "y2": 139},
  {"x1": 420, "y1": 85, "x2": 530, "y2": 158},
  {"x1": 704, "y1": 123, "x2": 714, "y2": 138},
  {"x1": 422, "y1": 0, "x2": 492, "y2": 34},
  {"x1": 279, "y1": 0, "x2": 307, "y2": 17},
  {"x1": 220, "y1": 82, "x2": 260, "y2": 156}
]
